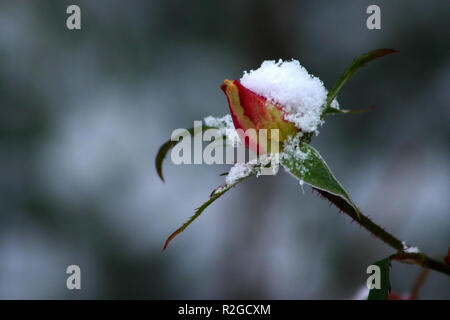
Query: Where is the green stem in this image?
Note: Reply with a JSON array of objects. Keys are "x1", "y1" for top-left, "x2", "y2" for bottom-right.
[
  {"x1": 314, "y1": 188, "x2": 450, "y2": 276},
  {"x1": 392, "y1": 252, "x2": 450, "y2": 276}
]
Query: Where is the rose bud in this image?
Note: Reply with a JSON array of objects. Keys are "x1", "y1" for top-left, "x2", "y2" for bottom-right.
[
  {"x1": 221, "y1": 79, "x2": 298, "y2": 154},
  {"x1": 221, "y1": 60, "x2": 328, "y2": 154}
]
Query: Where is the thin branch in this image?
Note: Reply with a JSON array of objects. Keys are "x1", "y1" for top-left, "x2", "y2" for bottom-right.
[
  {"x1": 409, "y1": 268, "x2": 429, "y2": 300},
  {"x1": 313, "y1": 188, "x2": 450, "y2": 276}
]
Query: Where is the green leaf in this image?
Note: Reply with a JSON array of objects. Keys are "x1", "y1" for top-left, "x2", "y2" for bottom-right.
[
  {"x1": 368, "y1": 257, "x2": 392, "y2": 300},
  {"x1": 155, "y1": 125, "x2": 217, "y2": 182},
  {"x1": 155, "y1": 140, "x2": 179, "y2": 182},
  {"x1": 163, "y1": 172, "x2": 255, "y2": 250},
  {"x1": 281, "y1": 142, "x2": 360, "y2": 219},
  {"x1": 322, "y1": 105, "x2": 374, "y2": 117},
  {"x1": 324, "y1": 48, "x2": 398, "y2": 114}
]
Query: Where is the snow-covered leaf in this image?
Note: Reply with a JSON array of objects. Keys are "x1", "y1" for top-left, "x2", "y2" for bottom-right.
[{"x1": 281, "y1": 141, "x2": 360, "y2": 218}]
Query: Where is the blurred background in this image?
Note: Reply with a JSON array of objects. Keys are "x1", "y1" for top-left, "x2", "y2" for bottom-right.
[{"x1": 0, "y1": 0, "x2": 448, "y2": 299}]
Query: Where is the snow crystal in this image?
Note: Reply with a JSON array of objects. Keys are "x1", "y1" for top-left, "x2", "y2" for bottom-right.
[
  {"x1": 257, "y1": 153, "x2": 280, "y2": 177},
  {"x1": 224, "y1": 153, "x2": 279, "y2": 185},
  {"x1": 330, "y1": 99, "x2": 340, "y2": 110},
  {"x1": 225, "y1": 162, "x2": 254, "y2": 185},
  {"x1": 280, "y1": 133, "x2": 311, "y2": 174},
  {"x1": 299, "y1": 179, "x2": 305, "y2": 194},
  {"x1": 280, "y1": 133, "x2": 312, "y2": 190},
  {"x1": 213, "y1": 153, "x2": 280, "y2": 195},
  {"x1": 402, "y1": 241, "x2": 421, "y2": 253},
  {"x1": 405, "y1": 247, "x2": 420, "y2": 253},
  {"x1": 212, "y1": 161, "x2": 256, "y2": 195},
  {"x1": 204, "y1": 114, "x2": 240, "y2": 146},
  {"x1": 281, "y1": 133, "x2": 307, "y2": 160},
  {"x1": 240, "y1": 59, "x2": 328, "y2": 133}
]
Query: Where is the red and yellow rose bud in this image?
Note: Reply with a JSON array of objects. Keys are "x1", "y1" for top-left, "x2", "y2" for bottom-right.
[{"x1": 221, "y1": 79, "x2": 298, "y2": 154}]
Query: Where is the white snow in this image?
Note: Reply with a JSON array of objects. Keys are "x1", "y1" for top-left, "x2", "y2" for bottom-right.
[
  {"x1": 405, "y1": 247, "x2": 420, "y2": 253},
  {"x1": 299, "y1": 179, "x2": 305, "y2": 194},
  {"x1": 402, "y1": 241, "x2": 421, "y2": 253},
  {"x1": 240, "y1": 59, "x2": 328, "y2": 133},
  {"x1": 212, "y1": 161, "x2": 257, "y2": 195},
  {"x1": 281, "y1": 133, "x2": 308, "y2": 161},
  {"x1": 280, "y1": 133, "x2": 313, "y2": 191},
  {"x1": 225, "y1": 162, "x2": 255, "y2": 185},
  {"x1": 330, "y1": 99, "x2": 340, "y2": 110},
  {"x1": 204, "y1": 114, "x2": 240, "y2": 146},
  {"x1": 224, "y1": 153, "x2": 279, "y2": 185},
  {"x1": 280, "y1": 133, "x2": 311, "y2": 175},
  {"x1": 213, "y1": 153, "x2": 280, "y2": 195}
]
